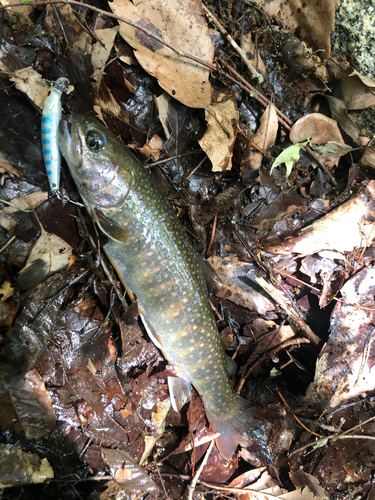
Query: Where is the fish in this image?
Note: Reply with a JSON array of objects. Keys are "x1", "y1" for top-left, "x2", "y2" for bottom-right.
[
  {"x1": 58, "y1": 114, "x2": 268, "y2": 461},
  {"x1": 41, "y1": 77, "x2": 69, "y2": 196}
]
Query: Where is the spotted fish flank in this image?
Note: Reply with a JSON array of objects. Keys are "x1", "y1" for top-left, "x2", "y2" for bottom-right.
[
  {"x1": 58, "y1": 114, "x2": 268, "y2": 460},
  {"x1": 41, "y1": 78, "x2": 69, "y2": 195}
]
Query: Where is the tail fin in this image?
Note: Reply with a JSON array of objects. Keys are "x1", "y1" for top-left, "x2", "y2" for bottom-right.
[{"x1": 206, "y1": 396, "x2": 271, "y2": 464}]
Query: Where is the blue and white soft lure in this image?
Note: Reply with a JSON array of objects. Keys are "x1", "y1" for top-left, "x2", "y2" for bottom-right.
[{"x1": 41, "y1": 77, "x2": 69, "y2": 196}]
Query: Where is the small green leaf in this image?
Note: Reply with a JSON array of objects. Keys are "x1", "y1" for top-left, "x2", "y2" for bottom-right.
[{"x1": 270, "y1": 140, "x2": 310, "y2": 184}]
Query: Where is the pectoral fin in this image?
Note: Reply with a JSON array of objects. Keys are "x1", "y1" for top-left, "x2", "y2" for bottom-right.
[
  {"x1": 168, "y1": 376, "x2": 192, "y2": 412},
  {"x1": 198, "y1": 255, "x2": 226, "y2": 294},
  {"x1": 93, "y1": 207, "x2": 130, "y2": 243},
  {"x1": 140, "y1": 313, "x2": 164, "y2": 351},
  {"x1": 226, "y1": 355, "x2": 237, "y2": 377}
]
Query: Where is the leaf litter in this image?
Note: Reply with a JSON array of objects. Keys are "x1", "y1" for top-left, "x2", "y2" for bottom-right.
[{"x1": 0, "y1": 0, "x2": 375, "y2": 499}]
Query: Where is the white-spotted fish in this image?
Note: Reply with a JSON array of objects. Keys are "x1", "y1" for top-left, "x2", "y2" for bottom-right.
[
  {"x1": 41, "y1": 78, "x2": 69, "y2": 196},
  {"x1": 58, "y1": 114, "x2": 268, "y2": 461}
]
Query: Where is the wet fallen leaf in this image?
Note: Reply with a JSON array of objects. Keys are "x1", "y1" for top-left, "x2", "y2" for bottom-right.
[
  {"x1": 110, "y1": 0, "x2": 214, "y2": 108},
  {"x1": 0, "y1": 443, "x2": 54, "y2": 488},
  {"x1": 0, "y1": 369, "x2": 55, "y2": 439},
  {"x1": 290, "y1": 113, "x2": 344, "y2": 148},
  {"x1": 266, "y1": 180, "x2": 375, "y2": 255},
  {"x1": 102, "y1": 448, "x2": 160, "y2": 495},
  {"x1": 290, "y1": 469, "x2": 329, "y2": 499},
  {"x1": 249, "y1": 103, "x2": 279, "y2": 171},
  {"x1": 307, "y1": 264, "x2": 375, "y2": 409},
  {"x1": 270, "y1": 140, "x2": 309, "y2": 184},
  {"x1": 0, "y1": 266, "x2": 79, "y2": 396},
  {"x1": 324, "y1": 95, "x2": 360, "y2": 142},
  {"x1": 199, "y1": 92, "x2": 239, "y2": 171}
]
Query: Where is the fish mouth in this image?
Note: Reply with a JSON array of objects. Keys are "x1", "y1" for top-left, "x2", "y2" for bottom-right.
[{"x1": 59, "y1": 116, "x2": 81, "y2": 170}]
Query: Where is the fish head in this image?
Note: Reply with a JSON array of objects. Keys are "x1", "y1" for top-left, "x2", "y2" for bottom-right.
[{"x1": 59, "y1": 114, "x2": 133, "y2": 212}]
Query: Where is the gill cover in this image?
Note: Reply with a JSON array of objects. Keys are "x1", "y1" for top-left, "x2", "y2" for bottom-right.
[{"x1": 59, "y1": 114, "x2": 134, "y2": 212}]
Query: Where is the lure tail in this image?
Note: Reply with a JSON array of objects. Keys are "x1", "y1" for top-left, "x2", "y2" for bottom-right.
[{"x1": 206, "y1": 396, "x2": 271, "y2": 463}]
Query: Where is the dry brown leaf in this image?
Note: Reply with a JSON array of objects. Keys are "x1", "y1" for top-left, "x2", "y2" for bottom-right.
[
  {"x1": 155, "y1": 93, "x2": 173, "y2": 139},
  {"x1": 266, "y1": 180, "x2": 375, "y2": 255},
  {"x1": 0, "y1": 280, "x2": 14, "y2": 302},
  {"x1": 240, "y1": 32, "x2": 266, "y2": 73},
  {"x1": 360, "y1": 146, "x2": 375, "y2": 169},
  {"x1": 9, "y1": 67, "x2": 49, "y2": 112},
  {"x1": 290, "y1": 469, "x2": 329, "y2": 499},
  {"x1": 249, "y1": 103, "x2": 278, "y2": 171},
  {"x1": 349, "y1": 70, "x2": 375, "y2": 89},
  {"x1": 229, "y1": 467, "x2": 286, "y2": 499},
  {"x1": 0, "y1": 151, "x2": 22, "y2": 178},
  {"x1": 257, "y1": 0, "x2": 339, "y2": 58},
  {"x1": 199, "y1": 93, "x2": 239, "y2": 171},
  {"x1": 0, "y1": 191, "x2": 49, "y2": 233},
  {"x1": 289, "y1": 113, "x2": 344, "y2": 149},
  {"x1": 91, "y1": 26, "x2": 119, "y2": 89},
  {"x1": 21, "y1": 231, "x2": 72, "y2": 279},
  {"x1": 94, "y1": 81, "x2": 130, "y2": 125},
  {"x1": 0, "y1": 0, "x2": 34, "y2": 30},
  {"x1": 115, "y1": 38, "x2": 138, "y2": 65},
  {"x1": 110, "y1": 0, "x2": 214, "y2": 108},
  {"x1": 341, "y1": 74, "x2": 375, "y2": 110},
  {"x1": 139, "y1": 134, "x2": 163, "y2": 160},
  {"x1": 139, "y1": 398, "x2": 170, "y2": 465}
]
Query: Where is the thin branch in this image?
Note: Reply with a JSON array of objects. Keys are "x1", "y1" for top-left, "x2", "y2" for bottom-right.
[
  {"x1": 202, "y1": 4, "x2": 263, "y2": 83},
  {"x1": 186, "y1": 439, "x2": 214, "y2": 500}
]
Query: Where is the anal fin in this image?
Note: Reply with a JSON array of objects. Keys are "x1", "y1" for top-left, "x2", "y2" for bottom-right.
[{"x1": 168, "y1": 376, "x2": 192, "y2": 412}]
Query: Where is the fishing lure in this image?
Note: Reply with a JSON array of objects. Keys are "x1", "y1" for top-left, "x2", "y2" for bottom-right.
[{"x1": 41, "y1": 77, "x2": 69, "y2": 197}]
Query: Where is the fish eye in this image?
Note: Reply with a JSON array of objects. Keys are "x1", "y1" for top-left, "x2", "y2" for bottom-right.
[{"x1": 86, "y1": 131, "x2": 106, "y2": 151}]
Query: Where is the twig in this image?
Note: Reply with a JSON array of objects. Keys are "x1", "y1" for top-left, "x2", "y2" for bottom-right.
[
  {"x1": 186, "y1": 439, "x2": 214, "y2": 500},
  {"x1": 255, "y1": 277, "x2": 320, "y2": 344},
  {"x1": 236, "y1": 337, "x2": 309, "y2": 393},
  {"x1": 153, "y1": 457, "x2": 169, "y2": 499},
  {"x1": 354, "y1": 326, "x2": 375, "y2": 387},
  {"x1": 352, "y1": 222, "x2": 375, "y2": 274},
  {"x1": 277, "y1": 389, "x2": 321, "y2": 437},
  {"x1": 180, "y1": 156, "x2": 207, "y2": 185},
  {"x1": 202, "y1": 4, "x2": 263, "y2": 83},
  {"x1": 199, "y1": 481, "x2": 281, "y2": 498},
  {"x1": 220, "y1": 59, "x2": 292, "y2": 127},
  {"x1": 206, "y1": 213, "x2": 218, "y2": 257},
  {"x1": 289, "y1": 415, "x2": 375, "y2": 457},
  {"x1": 0, "y1": 235, "x2": 15, "y2": 254}
]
